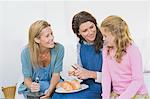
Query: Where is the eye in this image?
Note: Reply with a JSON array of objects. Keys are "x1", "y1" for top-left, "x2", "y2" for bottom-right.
[
  {"x1": 82, "y1": 29, "x2": 87, "y2": 33},
  {"x1": 51, "y1": 32, "x2": 53, "y2": 35},
  {"x1": 90, "y1": 25, "x2": 94, "y2": 29}
]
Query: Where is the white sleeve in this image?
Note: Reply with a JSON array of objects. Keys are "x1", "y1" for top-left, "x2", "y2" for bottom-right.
[{"x1": 95, "y1": 72, "x2": 102, "y2": 83}]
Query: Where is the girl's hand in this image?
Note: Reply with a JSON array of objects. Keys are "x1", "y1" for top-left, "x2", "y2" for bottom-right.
[{"x1": 30, "y1": 82, "x2": 40, "y2": 92}]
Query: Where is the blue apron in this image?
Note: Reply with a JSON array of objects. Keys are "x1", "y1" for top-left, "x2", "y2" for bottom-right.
[{"x1": 53, "y1": 43, "x2": 102, "y2": 99}]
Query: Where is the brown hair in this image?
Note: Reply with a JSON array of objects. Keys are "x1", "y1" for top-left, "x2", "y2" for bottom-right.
[{"x1": 72, "y1": 11, "x2": 103, "y2": 53}]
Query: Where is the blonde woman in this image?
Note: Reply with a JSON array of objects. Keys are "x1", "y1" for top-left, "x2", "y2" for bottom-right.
[
  {"x1": 18, "y1": 20, "x2": 64, "y2": 99},
  {"x1": 100, "y1": 16, "x2": 149, "y2": 99}
]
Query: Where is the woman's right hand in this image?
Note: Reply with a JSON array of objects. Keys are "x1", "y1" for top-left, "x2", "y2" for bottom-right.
[
  {"x1": 68, "y1": 64, "x2": 79, "y2": 76},
  {"x1": 40, "y1": 89, "x2": 50, "y2": 99},
  {"x1": 30, "y1": 82, "x2": 40, "y2": 92},
  {"x1": 68, "y1": 69, "x2": 75, "y2": 76}
]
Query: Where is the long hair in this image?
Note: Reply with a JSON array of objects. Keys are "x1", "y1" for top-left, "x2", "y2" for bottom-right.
[
  {"x1": 101, "y1": 15, "x2": 132, "y2": 63},
  {"x1": 72, "y1": 11, "x2": 103, "y2": 53},
  {"x1": 28, "y1": 20, "x2": 50, "y2": 67}
]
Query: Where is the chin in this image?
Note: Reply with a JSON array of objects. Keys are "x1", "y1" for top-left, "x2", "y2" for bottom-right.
[
  {"x1": 89, "y1": 36, "x2": 96, "y2": 42},
  {"x1": 48, "y1": 43, "x2": 55, "y2": 48},
  {"x1": 88, "y1": 38, "x2": 95, "y2": 43}
]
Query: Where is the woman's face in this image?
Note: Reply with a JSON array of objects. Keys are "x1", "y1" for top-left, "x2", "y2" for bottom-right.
[
  {"x1": 78, "y1": 21, "x2": 97, "y2": 43},
  {"x1": 36, "y1": 26, "x2": 55, "y2": 49},
  {"x1": 100, "y1": 27, "x2": 115, "y2": 47}
]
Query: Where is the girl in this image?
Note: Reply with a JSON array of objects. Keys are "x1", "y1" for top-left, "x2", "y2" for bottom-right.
[{"x1": 100, "y1": 15, "x2": 149, "y2": 99}]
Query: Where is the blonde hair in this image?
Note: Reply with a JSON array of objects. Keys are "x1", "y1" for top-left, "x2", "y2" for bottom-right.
[
  {"x1": 28, "y1": 20, "x2": 50, "y2": 67},
  {"x1": 101, "y1": 15, "x2": 132, "y2": 63}
]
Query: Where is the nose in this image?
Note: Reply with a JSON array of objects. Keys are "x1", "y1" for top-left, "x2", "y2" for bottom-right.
[
  {"x1": 88, "y1": 29, "x2": 93, "y2": 35},
  {"x1": 49, "y1": 35, "x2": 54, "y2": 41}
]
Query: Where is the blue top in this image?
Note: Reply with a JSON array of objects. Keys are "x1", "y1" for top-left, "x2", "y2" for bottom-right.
[
  {"x1": 52, "y1": 42, "x2": 102, "y2": 99},
  {"x1": 18, "y1": 43, "x2": 64, "y2": 94},
  {"x1": 80, "y1": 42, "x2": 102, "y2": 96}
]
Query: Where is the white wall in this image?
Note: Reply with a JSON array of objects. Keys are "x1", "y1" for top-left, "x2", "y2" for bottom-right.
[{"x1": 0, "y1": 1, "x2": 150, "y2": 98}]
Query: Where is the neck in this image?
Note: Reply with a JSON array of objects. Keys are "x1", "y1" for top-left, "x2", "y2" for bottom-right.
[
  {"x1": 83, "y1": 41, "x2": 94, "y2": 45},
  {"x1": 40, "y1": 47, "x2": 49, "y2": 54}
]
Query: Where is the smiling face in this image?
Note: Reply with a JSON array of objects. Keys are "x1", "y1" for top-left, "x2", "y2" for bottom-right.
[
  {"x1": 35, "y1": 26, "x2": 55, "y2": 50},
  {"x1": 100, "y1": 27, "x2": 115, "y2": 47},
  {"x1": 78, "y1": 21, "x2": 97, "y2": 43}
]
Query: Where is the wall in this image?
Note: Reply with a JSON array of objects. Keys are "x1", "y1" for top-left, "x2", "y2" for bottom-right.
[{"x1": 0, "y1": 1, "x2": 150, "y2": 98}]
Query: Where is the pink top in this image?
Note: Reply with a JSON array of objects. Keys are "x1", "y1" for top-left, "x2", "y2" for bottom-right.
[{"x1": 102, "y1": 44, "x2": 148, "y2": 99}]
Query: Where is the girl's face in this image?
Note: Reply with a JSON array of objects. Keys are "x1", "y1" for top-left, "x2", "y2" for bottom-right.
[
  {"x1": 78, "y1": 21, "x2": 97, "y2": 43},
  {"x1": 100, "y1": 27, "x2": 115, "y2": 47},
  {"x1": 35, "y1": 26, "x2": 55, "y2": 49}
]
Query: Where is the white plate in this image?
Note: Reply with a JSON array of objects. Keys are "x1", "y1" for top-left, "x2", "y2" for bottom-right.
[{"x1": 55, "y1": 84, "x2": 89, "y2": 93}]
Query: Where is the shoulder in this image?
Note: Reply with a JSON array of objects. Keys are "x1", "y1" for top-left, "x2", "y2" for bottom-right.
[
  {"x1": 127, "y1": 43, "x2": 140, "y2": 53},
  {"x1": 102, "y1": 47, "x2": 110, "y2": 59},
  {"x1": 126, "y1": 43, "x2": 142, "y2": 58},
  {"x1": 53, "y1": 43, "x2": 64, "y2": 52},
  {"x1": 77, "y1": 42, "x2": 81, "y2": 49},
  {"x1": 21, "y1": 45, "x2": 30, "y2": 55}
]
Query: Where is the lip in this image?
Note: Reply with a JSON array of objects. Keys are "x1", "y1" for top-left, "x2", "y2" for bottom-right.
[
  {"x1": 88, "y1": 34, "x2": 95, "y2": 39},
  {"x1": 48, "y1": 41, "x2": 54, "y2": 45}
]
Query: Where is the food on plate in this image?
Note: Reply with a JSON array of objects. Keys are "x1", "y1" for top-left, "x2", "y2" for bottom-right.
[
  {"x1": 70, "y1": 80, "x2": 80, "y2": 90},
  {"x1": 56, "y1": 80, "x2": 81, "y2": 91}
]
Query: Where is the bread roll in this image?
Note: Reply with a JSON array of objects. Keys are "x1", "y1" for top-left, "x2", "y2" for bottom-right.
[
  {"x1": 56, "y1": 82, "x2": 63, "y2": 88},
  {"x1": 70, "y1": 80, "x2": 81, "y2": 90},
  {"x1": 61, "y1": 81, "x2": 73, "y2": 91},
  {"x1": 56, "y1": 80, "x2": 81, "y2": 91}
]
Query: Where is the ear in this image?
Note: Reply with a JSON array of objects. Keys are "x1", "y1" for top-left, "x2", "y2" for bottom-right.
[
  {"x1": 34, "y1": 37, "x2": 40, "y2": 44},
  {"x1": 77, "y1": 32, "x2": 81, "y2": 35}
]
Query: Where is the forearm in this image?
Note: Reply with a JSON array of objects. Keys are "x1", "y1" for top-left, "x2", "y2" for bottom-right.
[
  {"x1": 47, "y1": 73, "x2": 60, "y2": 95},
  {"x1": 24, "y1": 77, "x2": 32, "y2": 89},
  {"x1": 88, "y1": 70, "x2": 97, "y2": 79},
  {"x1": 102, "y1": 72, "x2": 111, "y2": 99},
  {"x1": 118, "y1": 79, "x2": 143, "y2": 99},
  {"x1": 88, "y1": 70, "x2": 102, "y2": 83}
]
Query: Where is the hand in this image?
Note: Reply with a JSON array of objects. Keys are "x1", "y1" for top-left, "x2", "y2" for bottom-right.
[
  {"x1": 30, "y1": 82, "x2": 40, "y2": 92},
  {"x1": 68, "y1": 67, "x2": 76, "y2": 76},
  {"x1": 40, "y1": 94, "x2": 50, "y2": 99},
  {"x1": 40, "y1": 95, "x2": 50, "y2": 99},
  {"x1": 74, "y1": 65, "x2": 90, "y2": 80},
  {"x1": 68, "y1": 64, "x2": 81, "y2": 76},
  {"x1": 40, "y1": 90, "x2": 50, "y2": 99}
]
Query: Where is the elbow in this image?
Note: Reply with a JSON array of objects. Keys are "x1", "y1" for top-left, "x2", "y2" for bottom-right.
[{"x1": 132, "y1": 77, "x2": 144, "y2": 87}]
